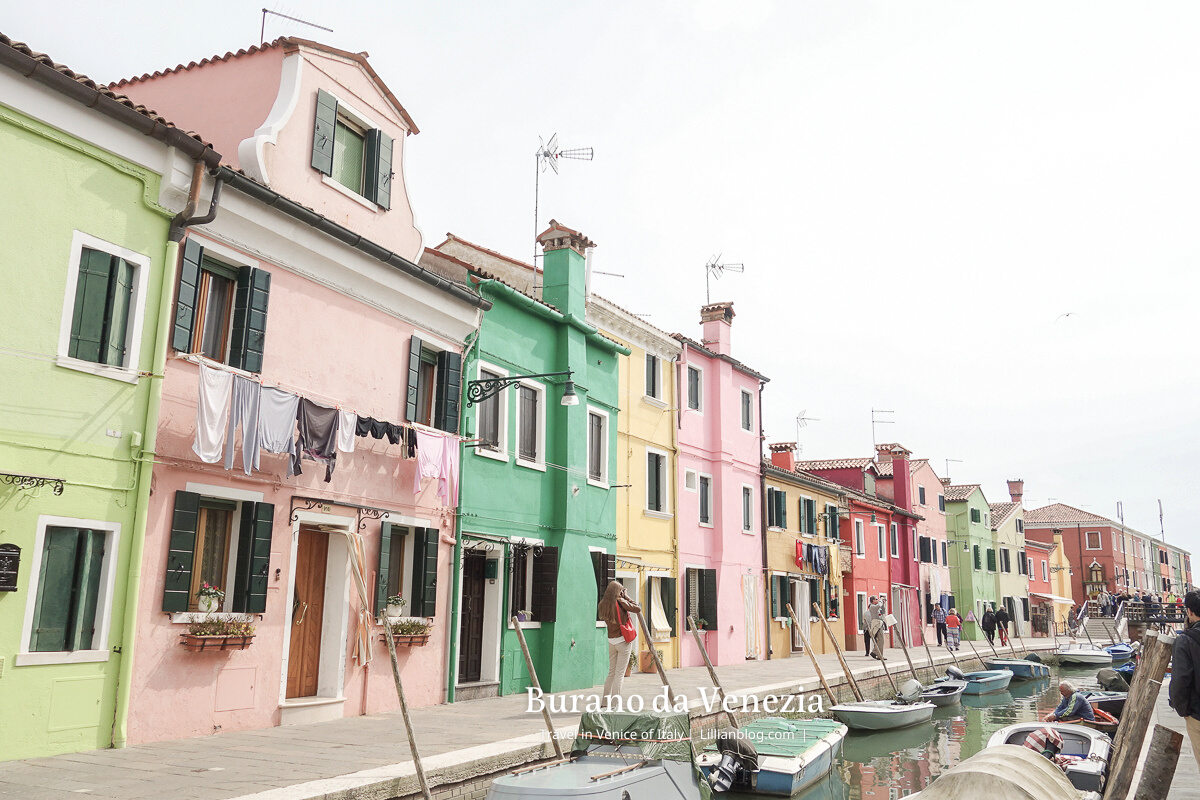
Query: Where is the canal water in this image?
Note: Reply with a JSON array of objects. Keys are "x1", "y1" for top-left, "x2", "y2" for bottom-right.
[{"x1": 729, "y1": 662, "x2": 1108, "y2": 800}]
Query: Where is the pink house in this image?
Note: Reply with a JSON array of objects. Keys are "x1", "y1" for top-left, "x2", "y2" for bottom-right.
[
  {"x1": 115, "y1": 39, "x2": 488, "y2": 743},
  {"x1": 674, "y1": 303, "x2": 768, "y2": 666}
]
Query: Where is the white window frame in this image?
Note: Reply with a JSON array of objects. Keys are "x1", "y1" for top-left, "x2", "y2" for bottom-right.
[
  {"x1": 586, "y1": 406, "x2": 610, "y2": 489},
  {"x1": 856, "y1": 592, "x2": 869, "y2": 634},
  {"x1": 686, "y1": 365, "x2": 704, "y2": 413},
  {"x1": 825, "y1": 504, "x2": 840, "y2": 542},
  {"x1": 1085, "y1": 531, "x2": 1102, "y2": 550},
  {"x1": 854, "y1": 520, "x2": 865, "y2": 558},
  {"x1": 890, "y1": 522, "x2": 899, "y2": 558},
  {"x1": 798, "y1": 495, "x2": 814, "y2": 537},
  {"x1": 742, "y1": 485, "x2": 755, "y2": 533},
  {"x1": 644, "y1": 352, "x2": 662, "y2": 401},
  {"x1": 320, "y1": 93, "x2": 385, "y2": 211},
  {"x1": 918, "y1": 485, "x2": 926, "y2": 506},
  {"x1": 506, "y1": 535, "x2": 544, "y2": 630},
  {"x1": 877, "y1": 524, "x2": 887, "y2": 562},
  {"x1": 515, "y1": 378, "x2": 546, "y2": 472},
  {"x1": 375, "y1": 520, "x2": 422, "y2": 624},
  {"x1": 474, "y1": 361, "x2": 509, "y2": 463},
  {"x1": 1001, "y1": 547, "x2": 1011, "y2": 574},
  {"x1": 698, "y1": 472, "x2": 714, "y2": 528},
  {"x1": 683, "y1": 469, "x2": 698, "y2": 492},
  {"x1": 18, "y1": 515, "x2": 122, "y2": 665},
  {"x1": 1042, "y1": 560, "x2": 1049, "y2": 582},
  {"x1": 740, "y1": 389, "x2": 753, "y2": 431},
  {"x1": 55, "y1": 230, "x2": 152, "y2": 384},
  {"x1": 912, "y1": 527, "x2": 918, "y2": 562},
  {"x1": 645, "y1": 447, "x2": 671, "y2": 518}
]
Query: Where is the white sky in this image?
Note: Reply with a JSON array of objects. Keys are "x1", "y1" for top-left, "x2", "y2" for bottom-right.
[{"x1": 10, "y1": 2, "x2": 1199, "y2": 562}]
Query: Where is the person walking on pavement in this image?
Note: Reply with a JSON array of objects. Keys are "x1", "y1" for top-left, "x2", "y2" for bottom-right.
[
  {"x1": 932, "y1": 603, "x2": 948, "y2": 647},
  {"x1": 598, "y1": 580, "x2": 641, "y2": 709},
  {"x1": 981, "y1": 606, "x2": 997, "y2": 645},
  {"x1": 945, "y1": 608, "x2": 961, "y2": 651},
  {"x1": 1168, "y1": 591, "x2": 1200, "y2": 771},
  {"x1": 865, "y1": 596, "x2": 886, "y2": 661},
  {"x1": 996, "y1": 603, "x2": 1011, "y2": 646}
]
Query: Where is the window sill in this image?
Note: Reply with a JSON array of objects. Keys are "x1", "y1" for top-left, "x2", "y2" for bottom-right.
[
  {"x1": 16, "y1": 650, "x2": 110, "y2": 666},
  {"x1": 55, "y1": 355, "x2": 139, "y2": 384},
  {"x1": 643, "y1": 510, "x2": 673, "y2": 521},
  {"x1": 321, "y1": 175, "x2": 381, "y2": 212},
  {"x1": 516, "y1": 457, "x2": 547, "y2": 473},
  {"x1": 507, "y1": 620, "x2": 542, "y2": 630},
  {"x1": 474, "y1": 446, "x2": 508, "y2": 463},
  {"x1": 587, "y1": 478, "x2": 609, "y2": 490},
  {"x1": 699, "y1": 521, "x2": 714, "y2": 528},
  {"x1": 170, "y1": 612, "x2": 253, "y2": 624},
  {"x1": 642, "y1": 396, "x2": 669, "y2": 410},
  {"x1": 742, "y1": 528, "x2": 754, "y2": 535}
]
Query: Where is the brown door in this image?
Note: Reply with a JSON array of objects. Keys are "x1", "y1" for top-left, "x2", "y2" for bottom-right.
[
  {"x1": 287, "y1": 528, "x2": 328, "y2": 699},
  {"x1": 458, "y1": 550, "x2": 486, "y2": 683}
]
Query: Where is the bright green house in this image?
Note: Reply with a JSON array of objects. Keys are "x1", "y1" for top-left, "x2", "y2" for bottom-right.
[
  {"x1": 448, "y1": 221, "x2": 628, "y2": 701},
  {"x1": 0, "y1": 36, "x2": 220, "y2": 759},
  {"x1": 944, "y1": 483, "x2": 999, "y2": 642}
]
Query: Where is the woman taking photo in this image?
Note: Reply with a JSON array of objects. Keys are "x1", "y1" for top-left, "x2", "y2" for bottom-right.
[{"x1": 598, "y1": 580, "x2": 642, "y2": 708}]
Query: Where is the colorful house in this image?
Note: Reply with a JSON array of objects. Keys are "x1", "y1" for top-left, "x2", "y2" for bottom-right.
[
  {"x1": 943, "y1": 482, "x2": 997, "y2": 641},
  {"x1": 1024, "y1": 503, "x2": 1131, "y2": 602},
  {"x1": 1024, "y1": 533, "x2": 1073, "y2": 635},
  {"x1": 675, "y1": 303, "x2": 768, "y2": 666},
  {"x1": 0, "y1": 34, "x2": 219, "y2": 759},
  {"x1": 448, "y1": 222, "x2": 627, "y2": 700},
  {"x1": 763, "y1": 445, "x2": 846, "y2": 658},
  {"x1": 989, "y1": 480, "x2": 1029, "y2": 637},
  {"x1": 112, "y1": 38, "x2": 489, "y2": 743}
]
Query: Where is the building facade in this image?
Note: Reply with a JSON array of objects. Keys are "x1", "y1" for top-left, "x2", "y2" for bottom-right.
[
  {"x1": 943, "y1": 483, "x2": 996, "y2": 641},
  {"x1": 988, "y1": 481, "x2": 1028, "y2": 637}
]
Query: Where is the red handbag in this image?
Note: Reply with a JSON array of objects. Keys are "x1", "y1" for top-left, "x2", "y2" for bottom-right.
[{"x1": 619, "y1": 607, "x2": 638, "y2": 643}]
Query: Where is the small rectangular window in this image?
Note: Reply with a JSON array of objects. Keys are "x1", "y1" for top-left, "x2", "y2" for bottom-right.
[
  {"x1": 645, "y1": 354, "x2": 660, "y2": 399},
  {"x1": 1086, "y1": 531, "x2": 1101, "y2": 550},
  {"x1": 877, "y1": 526, "x2": 886, "y2": 560},
  {"x1": 740, "y1": 390, "x2": 753, "y2": 431},
  {"x1": 854, "y1": 520, "x2": 865, "y2": 555},
  {"x1": 30, "y1": 527, "x2": 107, "y2": 652},
  {"x1": 477, "y1": 369, "x2": 501, "y2": 451},
  {"x1": 825, "y1": 505, "x2": 840, "y2": 541},
  {"x1": 69, "y1": 247, "x2": 136, "y2": 367},
  {"x1": 684, "y1": 470, "x2": 698, "y2": 492},
  {"x1": 890, "y1": 523, "x2": 898, "y2": 558},
  {"x1": 1042, "y1": 560, "x2": 1048, "y2": 582},
  {"x1": 938, "y1": 494, "x2": 945, "y2": 512},
  {"x1": 518, "y1": 385, "x2": 540, "y2": 462},
  {"x1": 587, "y1": 411, "x2": 604, "y2": 482},
  {"x1": 687, "y1": 367, "x2": 701, "y2": 410},
  {"x1": 191, "y1": 501, "x2": 235, "y2": 610},
  {"x1": 647, "y1": 451, "x2": 665, "y2": 512},
  {"x1": 973, "y1": 544, "x2": 981, "y2": 570},
  {"x1": 941, "y1": 540, "x2": 948, "y2": 566},
  {"x1": 332, "y1": 117, "x2": 367, "y2": 195},
  {"x1": 918, "y1": 485, "x2": 926, "y2": 506},
  {"x1": 699, "y1": 476, "x2": 712, "y2": 525},
  {"x1": 742, "y1": 487, "x2": 753, "y2": 531},
  {"x1": 970, "y1": 508, "x2": 981, "y2": 524}
]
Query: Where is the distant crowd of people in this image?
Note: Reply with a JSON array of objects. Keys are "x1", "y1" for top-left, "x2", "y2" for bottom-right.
[{"x1": 1092, "y1": 590, "x2": 1188, "y2": 620}]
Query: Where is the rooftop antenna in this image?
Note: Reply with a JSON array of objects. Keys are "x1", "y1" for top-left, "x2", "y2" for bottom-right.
[
  {"x1": 533, "y1": 133, "x2": 593, "y2": 273},
  {"x1": 795, "y1": 410, "x2": 819, "y2": 451},
  {"x1": 1158, "y1": 499, "x2": 1166, "y2": 541},
  {"x1": 261, "y1": 8, "x2": 333, "y2": 44},
  {"x1": 944, "y1": 458, "x2": 962, "y2": 481},
  {"x1": 870, "y1": 408, "x2": 894, "y2": 451},
  {"x1": 705, "y1": 255, "x2": 744, "y2": 304}
]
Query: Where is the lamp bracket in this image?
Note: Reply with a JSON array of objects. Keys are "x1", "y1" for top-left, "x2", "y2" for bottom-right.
[{"x1": 466, "y1": 371, "x2": 573, "y2": 407}]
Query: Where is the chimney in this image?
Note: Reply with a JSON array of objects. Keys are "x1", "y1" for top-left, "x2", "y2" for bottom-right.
[
  {"x1": 890, "y1": 446, "x2": 913, "y2": 513},
  {"x1": 1007, "y1": 479, "x2": 1024, "y2": 505},
  {"x1": 700, "y1": 302, "x2": 735, "y2": 356},
  {"x1": 538, "y1": 219, "x2": 594, "y2": 318},
  {"x1": 940, "y1": 477, "x2": 952, "y2": 487},
  {"x1": 769, "y1": 442, "x2": 796, "y2": 472}
]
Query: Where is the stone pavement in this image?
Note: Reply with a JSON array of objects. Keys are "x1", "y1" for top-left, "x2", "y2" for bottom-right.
[
  {"x1": 0, "y1": 639, "x2": 1053, "y2": 800},
  {"x1": 1153, "y1": 677, "x2": 1199, "y2": 800}
]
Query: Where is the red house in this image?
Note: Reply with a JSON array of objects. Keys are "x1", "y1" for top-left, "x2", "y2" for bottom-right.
[{"x1": 1024, "y1": 503, "x2": 1128, "y2": 602}]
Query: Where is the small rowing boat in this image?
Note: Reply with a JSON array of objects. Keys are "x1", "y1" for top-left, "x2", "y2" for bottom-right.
[
  {"x1": 987, "y1": 722, "x2": 1112, "y2": 793},
  {"x1": 830, "y1": 680, "x2": 936, "y2": 731},
  {"x1": 1055, "y1": 642, "x2": 1113, "y2": 666},
  {"x1": 1104, "y1": 643, "x2": 1134, "y2": 661},
  {"x1": 697, "y1": 718, "x2": 847, "y2": 796},
  {"x1": 983, "y1": 658, "x2": 1051, "y2": 680},
  {"x1": 960, "y1": 669, "x2": 1014, "y2": 695}
]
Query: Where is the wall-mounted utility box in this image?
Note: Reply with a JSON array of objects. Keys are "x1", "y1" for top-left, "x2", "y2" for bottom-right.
[{"x1": 0, "y1": 544, "x2": 20, "y2": 592}]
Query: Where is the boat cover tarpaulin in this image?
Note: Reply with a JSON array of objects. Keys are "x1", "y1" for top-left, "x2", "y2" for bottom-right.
[
  {"x1": 572, "y1": 710, "x2": 694, "y2": 763},
  {"x1": 916, "y1": 744, "x2": 1081, "y2": 800},
  {"x1": 707, "y1": 718, "x2": 845, "y2": 758}
]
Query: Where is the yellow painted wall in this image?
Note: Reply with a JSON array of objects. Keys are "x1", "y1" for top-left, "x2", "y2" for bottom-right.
[{"x1": 1050, "y1": 535, "x2": 1074, "y2": 627}]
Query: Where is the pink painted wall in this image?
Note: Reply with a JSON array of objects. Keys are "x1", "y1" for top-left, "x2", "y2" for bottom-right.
[
  {"x1": 911, "y1": 461, "x2": 949, "y2": 622},
  {"x1": 128, "y1": 241, "x2": 456, "y2": 745},
  {"x1": 676, "y1": 333, "x2": 764, "y2": 668},
  {"x1": 840, "y1": 501, "x2": 895, "y2": 652}
]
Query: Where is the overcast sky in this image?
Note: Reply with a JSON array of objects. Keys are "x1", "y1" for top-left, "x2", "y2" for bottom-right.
[{"x1": 10, "y1": 2, "x2": 1199, "y2": 561}]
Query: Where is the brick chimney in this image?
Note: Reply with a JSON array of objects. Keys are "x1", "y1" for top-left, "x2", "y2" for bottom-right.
[
  {"x1": 769, "y1": 442, "x2": 796, "y2": 472},
  {"x1": 890, "y1": 446, "x2": 913, "y2": 512},
  {"x1": 538, "y1": 219, "x2": 594, "y2": 318},
  {"x1": 1007, "y1": 479, "x2": 1024, "y2": 505},
  {"x1": 940, "y1": 477, "x2": 952, "y2": 487},
  {"x1": 700, "y1": 302, "x2": 735, "y2": 356}
]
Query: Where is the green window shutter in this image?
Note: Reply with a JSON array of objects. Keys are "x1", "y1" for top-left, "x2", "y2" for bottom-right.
[
  {"x1": 69, "y1": 248, "x2": 115, "y2": 363},
  {"x1": 779, "y1": 491, "x2": 787, "y2": 529},
  {"x1": 30, "y1": 528, "x2": 80, "y2": 652},
  {"x1": 363, "y1": 128, "x2": 393, "y2": 209},
  {"x1": 766, "y1": 489, "x2": 775, "y2": 527},
  {"x1": 661, "y1": 577, "x2": 677, "y2": 637},
  {"x1": 770, "y1": 575, "x2": 780, "y2": 618},
  {"x1": 700, "y1": 568, "x2": 718, "y2": 630},
  {"x1": 805, "y1": 500, "x2": 816, "y2": 535},
  {"x1": 410, "y1": 528, "x2": 439, "y2": 617},
  {"x1": 973, "y1": 545, "x2": 981, "y2": 571},
  {"x1": 70, "y1": 531, "x2": 105, "y2": 651},
  {"x1": 405, "y1": 336, "x2": 424, "y2": 422},
  {"x1": 434, "y1": 350, "x2": 462, "y2": 433},
  {"x1": 232, "y1": 501, "x2": 274, "y2": 614},
  {"x1": 531, "y1": 545, "x2": 559, "y2": 623},
  {"x1": 987, "y1": 549, "x2": 997, "y2": 572},
  {"x1": 102, "y1": 257, "x2": 134, "y2": 367},
  {"x1": 376, "y1": 522, "x2": 393, "y2": 615},
  {"x1": 163, "y1": 491, "x2": 200, "y2": 612},
  {"x1": 229, "y1": 267, "x2": 271, "y2": 374},
  {"x1": 311, "y1": 89, "x2": 337, "y2": 175},
  {"x1": 173, "y1": 239, "x2": 203, "y2": 352}
]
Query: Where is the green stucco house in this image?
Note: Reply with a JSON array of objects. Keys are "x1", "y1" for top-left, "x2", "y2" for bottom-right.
[
  {"x1": 448, "y1": 221, "x2": 627, "y2": 701},
  {"x1": 944, "y1": 483, "x2": 999, "y2": 642}
]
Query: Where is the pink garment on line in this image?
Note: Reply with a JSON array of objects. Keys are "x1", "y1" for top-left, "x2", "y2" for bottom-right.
[{"x1": 412, "y1": 429, "x2": 459, "y2": 507}]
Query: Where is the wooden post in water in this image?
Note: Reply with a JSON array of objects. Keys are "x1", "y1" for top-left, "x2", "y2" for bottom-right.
[
  {"x1": 688, "y1": 615, "x2": 739, "y2": 729},
  {"x1": 1131, "y1": 724, "x2": 1184, "y2": 800},
  {"x1": 785, "y1": 603, "x2": 839, "y2": 707},
  {"x1": 964, "y1": 635, "x2": 987, "y2": 669},
  {"x1": 512, "y1": 616, "x2": 565, "y2": 759},
  {"x1": 634, "y1": 611, "x2": 678, "y2": 699},
  {"x1": 382, "y1": 621, "x2": 435, "y2": 800},
  {"x1": 1103, "y1": 631, "x2": 1176, "y2": 800},
  {"x1": 813, "y1": 603, "x2": 864, "y2": 701},
  {"x1": 888, "y1": 614, "x2": 921, "y2": 682}
]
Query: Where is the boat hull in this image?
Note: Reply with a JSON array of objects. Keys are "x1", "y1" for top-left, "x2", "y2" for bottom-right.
[
  {"x1": 1056, "y1": 644, "x2": 1113, "y2": 666},
  {"x1": 961, "y1": 670, "x2": 1014, "y2": 695},
  {"x1": 697, "y1": 718, "x2": 847, "y2": 796},
  {"x1": 830, "y1": 701, "x2": 936, "y2": 731},
  {"x1": 487, "y1": 754, "x2": 699, "y2": 799},
  {"x1": 983, "y1": 659, "x2": 1050, "y2": 680},
  {"x1": 987, "y1": 722, "x2": 1111, "y2": 793},
  {"x1": 920, "y1": 681, "x2": 966, "y2": 706}
]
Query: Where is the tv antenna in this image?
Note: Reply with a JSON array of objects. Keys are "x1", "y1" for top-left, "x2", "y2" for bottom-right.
[
  {"x1": 870, "y1": 408, "x2": 894, "y2": 450},
  {"x1": 261, "y1": 8, "x2": 332, "y2": 44},
  {"x1": 705, "y1": 255, "x2": 744, "y2": 304},
  {"x1": 1158, "y1": 499, "x2": 1165, "y2": 541},
  {"x1": 944, "y1": 458, "x2": 962, "y2": 482},
  {"x1": 795, "y1": 410, "x2": 819, "y2": 452},
  {"x1": 533, "y1": 133, "x2": 593, "y2": 268}
]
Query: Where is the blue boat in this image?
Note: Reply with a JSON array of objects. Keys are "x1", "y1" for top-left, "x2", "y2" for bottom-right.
[
  {"x1": 697, "y1": 718, "x2": 847, "y2": 796},
  {"x1": 1115, "y1": 660, "x2": 1136, "y2": 681},
  {"x1": 1105, "y1": 643, "x2": 1135, "y2": 661},
  {"x1": 983, "y1": 658, "x2": 1051, "y2": 680},
  {"x1": 960, "y1": 669, "x2": 1014, "y2": 695}
]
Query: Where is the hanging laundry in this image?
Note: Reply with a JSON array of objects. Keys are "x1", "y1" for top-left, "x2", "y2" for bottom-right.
[
  {"x1": 193, "y1": 363, "x2": 232, "y2": 464},
  {"x1": 385, "y1": 423, "x2": 403, "y2": 446},
  {"x1": 795, "y1": 540, "x2": 804, "y2": 568},
  {"x1": 224, "y1": 375, "x2": 262, "y2": 475},
  {"x1": 440, "y1": 431, "x2": 459, "y2": 506},
  {"x1": 356, "y1": 415, "x2": 388, "y2": 440},
  {"x1": 406, "y1": 427, "x2": 417, "y2": 459},
  {"x1": 258, "y1": 386, "x2": 299, "y2": 454},
  {"x1": 336, "y1": 409, "x2": 357, "y2": 453},
  {"x1": 412, "y1": 430, "x2": 457, "y2": 506},
  {"x1": 291, "y1": 398, "x2": 339, "y2": 482},
  {"x1": 816, "y1": 546, "x2": 829, "y2": 575}
]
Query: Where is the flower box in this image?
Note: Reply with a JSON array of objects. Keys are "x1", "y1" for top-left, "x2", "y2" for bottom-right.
[
  {"x1": 180, "y1": 634, "x2": 255, "y2": 652},
  {"x1": 379, "y1": 633, "x2": 431, "y2": 647}
]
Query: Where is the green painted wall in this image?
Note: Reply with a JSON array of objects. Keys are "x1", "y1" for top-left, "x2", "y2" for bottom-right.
[
  {"x1": 945, "y1": 489, "x2": 999, "y2": 642},
  {"x1": 0, "y1": 105, "x2": 170, "y2": 758},
  {"x1": 456, "y1": 244, "x2": 624, "y2": 697}
]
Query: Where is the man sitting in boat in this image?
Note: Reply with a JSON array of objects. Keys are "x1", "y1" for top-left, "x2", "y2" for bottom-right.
[{"x1": 1042, "y1": 680, "x2": 1095, "y2": 723}]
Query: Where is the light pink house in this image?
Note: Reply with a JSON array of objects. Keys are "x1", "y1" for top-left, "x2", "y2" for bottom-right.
[
  {"x1": 674, "y1": 303, "x2": 768, "y2": 667},
  {"x1": 116, "y1": 39, "x2": 487, "y2": 743}
]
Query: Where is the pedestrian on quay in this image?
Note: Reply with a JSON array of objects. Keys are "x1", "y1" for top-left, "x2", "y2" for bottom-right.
[
  {"x1": 980, "y1": 605, "x2": 997, "y2": 645},
  {"x1": 597, "y1": 580, "x2": 641, "y2": 709},
  {"x1": 945, "y1": 608, "x2": 961, "y2": 651},
  {"x1": 1043, "y1": 680, "x2": 1095, "y2": 723},
  {"x1": 996, "y1": 603, "x2": 1011, "y2": 646},
  {"x1": 931, "y1": 602, "x2": 948, "y2": 647},
  {"x1": 1168, "y1": 591, "x2": 1200, "y2": 771},
  {"x1": 865, "y1": 596, "x2": 887, "y2": 661}
]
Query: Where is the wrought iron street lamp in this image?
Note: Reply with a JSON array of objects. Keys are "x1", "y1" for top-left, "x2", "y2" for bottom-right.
[{"x1": 466, "y1": 370, "x2": 577, "y2": 407}]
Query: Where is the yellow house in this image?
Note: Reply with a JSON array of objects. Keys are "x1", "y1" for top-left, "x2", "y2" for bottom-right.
[
  {"x1": 587, "y1": 296, "x2": 683, "y2": 669},
  {"x1": 1049, "y1": 532, "x2": 1075, "y2": 629},
  {"x1": 763, "y1": 445, "x2": 847, "y2": 658}
]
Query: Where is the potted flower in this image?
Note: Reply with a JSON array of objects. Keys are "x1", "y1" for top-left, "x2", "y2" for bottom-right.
[
  {"x1": 180, "y1": 616, "x2": 255, "y2": 652},
  {"x1": 197, "y1": 583, "x2": 224, "y2": 614},
  {"x1": 386, "y1": 594, "x2": 406, "y2": 618},
  {"x1": 381, "y1": 617, "x2": 433, "y2": 647},
  {"x1": 515, "y1": 609, "x2": 533, "y2": 623}
]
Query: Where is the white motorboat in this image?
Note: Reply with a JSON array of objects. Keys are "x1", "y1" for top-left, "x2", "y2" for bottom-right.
[
  {"x1": 697, "y1": 717, "x2": 847, "y2": 796},
  {"x1": 1055, "y1": 642, "x2": 1113, "y2": 667},
  {"x1": 829, "y1": 699, "x2": 935, "y2": 731},
  {"x1": 987, "y1": 722, "x2": 1112, "y2": 793}
]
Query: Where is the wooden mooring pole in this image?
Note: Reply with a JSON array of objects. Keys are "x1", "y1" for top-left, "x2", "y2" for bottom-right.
[
  {"x1": 888, "y1": 615, "x2": 921, "y2": 682},
  {"x1": 1103, "y1": 631, "x2": 1176, "y2": 800},
  {"x1": 382, "y1": 621, "x2": 435, "y2": 800},
  {"x1": 688, "y1": 615, "x2": 739, "y2": 729},
  {"x1": 785, "y1": 603, "x2": 839, "y2": 707},
  {"x1": 512, "y1": 616, "x2": 565, "y2": 759},
  {"x1": 634, "y1": 611, "x2": 678, "y2": 699},
  {"x1": 1131, "y1": 724, "x2": 1184, "y2": 800},
  {"x1": 813, "y1": 603, "x2": 864, "y2": 701}
]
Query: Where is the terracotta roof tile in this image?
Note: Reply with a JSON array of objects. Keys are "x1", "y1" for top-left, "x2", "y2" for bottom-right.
[
  {"x1": 943, "y1": 484, "x2": 980, "y2": 502},
  {"x1": 672, "y1": 333, "x2": 769, "y2": 382},
  {"x1": 988, "y1": 501, "x2": 1021, "y2": 530},
  {"x1": 875, "y1": 458, "x2": 929, "y2": 478},
  {"x1": 1024, "y1": 503, "x2": 1114, "y2": 526},
  {"x1": 109, "y1": 39, "x2": 281, "y2": 87},
  {"x1": 794, "y1": 457, "x2": 874, "y2": 471},
  {"x1": 438, "y1": 233, "x2": 542, "y2": 274}
]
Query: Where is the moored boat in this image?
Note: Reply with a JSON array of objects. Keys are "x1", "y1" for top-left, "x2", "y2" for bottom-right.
[
  {"x1": 1080, "y1": 690, "x2": 1126, "y2": 719},
  {"x1": 983, "y1": 658, "x2": 1051, "y2": 680},
  {"x1": 987, "y1": 722, "x2": 1112, "y2": 793},
  {"x1": 829, "y1": 699, "x2": 936, "y2": 731},
  {"x1": 1104, "y1": 643, "x2": 1134, "y2": 661},
  {"x1": 920, "y1": 680, "x2": 966, "y2": 706},
  {"x1": 907, "y1": 744, "x2": 1089, "y2": 800},
  {"x1": 960, "y1": 669, "x2": 1014, "y2": 695},
  {"x1": 696, "y1": 718, "x2": 847, "y2": 796},
  {"x1": 1055, "y1": 642, "x2": 1113, "y2": 666}
]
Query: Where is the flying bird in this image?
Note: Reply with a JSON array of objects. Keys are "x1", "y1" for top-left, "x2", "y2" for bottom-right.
[{"x1": 1054, "y1": 312, "x2": 1077, "y2": 323}]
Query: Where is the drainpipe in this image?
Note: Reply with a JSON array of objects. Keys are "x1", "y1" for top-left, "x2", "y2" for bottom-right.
[
  {"x1": 446, "y1": 328, "x2": 480, "y2": 704},
  {"x1": 112, "y1": 168, "x2": 222, "y2": 748},
  {"x1": 668, "y1": 354, "x2": 682, "y2": 667},
  {"x1": 757, "y1": 380, "x2": 771, "y2": 660}
]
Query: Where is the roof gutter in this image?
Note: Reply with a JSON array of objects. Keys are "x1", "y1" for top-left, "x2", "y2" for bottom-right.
[
  {"x1": 0, "y1": 42, "x2": 221, "y2": 169},
  {"x1": 476, "y1": 279, "x2": 630, "y2": 356},
  {"x1": 217, "y1": 167, "x2": 490, "y2": 311}
]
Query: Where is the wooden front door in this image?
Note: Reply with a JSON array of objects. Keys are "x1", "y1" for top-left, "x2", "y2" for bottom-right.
[
  {"x1": 286, "y1": 528, "x2": 328, "y2": 699},
  {"x1": 458, "y1": 550, "x2": 486, "y2": 683}
]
